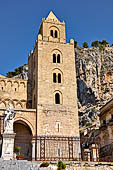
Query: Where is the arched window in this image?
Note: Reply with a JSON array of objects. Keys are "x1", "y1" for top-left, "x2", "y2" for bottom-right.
[
  {"x1": 57, "y1": 54, "x2": 60, "y2": 63},
  {"x1": 53, "y1": 73, "x2": 57, "y2": 83},
  {"x1": 50, "y1": 30, "x2": 53, "y2": 37},
  {"x1": 53, "y1": 54, "x2": 56, "y2": 63},
  {"x1": 55, "y1": 30, "x2": 58, "y2": 38},
  {"x1": 58, "y1": 73, "x2": 61, "y2": 83},
  {"x1": 55, "y1": 93, "x2": 60, "y2": 104}
]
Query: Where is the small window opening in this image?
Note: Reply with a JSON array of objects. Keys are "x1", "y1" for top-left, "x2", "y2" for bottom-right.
[
  {"x1": 55, "y1": 30, "x2": 58, "y2": 38},
  {"x1": 58, "y1": 73, "x2": 61, "y2": 83},
  {"x1": 55, "y1": 93, "x2": 60, "y2": 104},
  {"x1": 58, "y1": 123, "x2": 60, "y2": 132},
  {"x1": 50, "y1": 30, "x2": 53, "y2": 37},
  {"x1": 57, "y1": 54, "x2": 60, "y2": 63},
  {"x1": 2, "y1": 87, "x2": 3, "y2": 90},
  {"x1": 15, "y1": 88, "x2": 16, "y2": 91},
  {"x1": 53, "y1": 54, "x2": 56, "y2": 63},
  {"x1": 53, "y1": 73, "x2": 57, "y2": 83},
  {"x1": 58, "y1": 148, "x2": 61, "y2": 157}
]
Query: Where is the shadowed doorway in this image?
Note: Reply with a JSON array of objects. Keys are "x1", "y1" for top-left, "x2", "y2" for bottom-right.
[{"x1": 14, "y1": 120, "x2": 32, "y2": 160}]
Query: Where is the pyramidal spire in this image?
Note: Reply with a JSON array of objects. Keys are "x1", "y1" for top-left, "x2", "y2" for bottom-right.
[{"x1": 46, "y1": 11, "x2": 60, "y2": 22}]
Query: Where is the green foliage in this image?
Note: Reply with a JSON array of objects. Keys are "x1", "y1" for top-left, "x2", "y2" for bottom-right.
[
  {"x1": 83, "y1": 42, "x2": 88, "y2": 48},
  {"x1": 14, "y1": 146, "x2": 21, "y2": 153},
  {"x1": 57, "y1": 160, "x2": 66, "y2": 170},
  {"x1": 101, "y1": 40, "x2": 108, "y2": 46},
  {"x1": 86, "y1": 122, "x2": 92, "y2": 127},
  {"x1": 16, "y1": 153, "x2": 24, "y2": 156},
  {"x1": 112, "y1": 44, "x2": 113, "y2": 47},
  {"x1": 6, "y1": 65, "x2": 24, "y2": 78},
  {"x1": 91, "y1": 40, "x2": 109, "y2": 48},
  {"x1": 14, "y1": 146, "x2": 24, "y2": 156},
  {"x1": 91, "y1": 41, "x2": 99, "y2": 47},
  {"x1": 6, "y1": 72, "x2": 17, "y2": 78},
  {"x1": 14, "y1": 66, "x2": 23, "y2": 75},
  {"x1": 77, "y1": 46, "x2": 83, "y2": 50},
  {"x1": 40, "y1": 162, "x2": 49, "y2": 167}
]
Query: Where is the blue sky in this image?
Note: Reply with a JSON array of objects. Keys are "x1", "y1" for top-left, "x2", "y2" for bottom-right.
[{"x1": 0, "y1": 0, "x2": 113, "y2": 76}]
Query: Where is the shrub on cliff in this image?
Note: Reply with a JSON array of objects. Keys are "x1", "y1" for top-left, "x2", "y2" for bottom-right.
[
  {"x1": 91, "y1": 41, "x2": 99, "y2": 47},
  {"x1": 101, "y1": 40, "x2": 109, "y2": 46},
  {"x1": 83, "y1": 42, "x2": 88, "y2": 48},
  {"x1": 91, "y1": 40, "x2": 109, "y2": 48}
]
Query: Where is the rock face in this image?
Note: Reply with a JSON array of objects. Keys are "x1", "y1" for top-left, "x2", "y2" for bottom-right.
[{"x1": 76, "y1": 46, "x2": 113, "y2": 128}]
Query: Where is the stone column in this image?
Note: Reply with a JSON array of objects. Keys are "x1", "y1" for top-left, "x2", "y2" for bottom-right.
[
  {"x1": 32, "y1": 140, "x2": 35, "y2": 161},
  {"x1": 32, "y1": 139, "x2": 40, "y2": 161},
  {"x1": 2, "y1": 133, "x2": 16, "y2": 160}
]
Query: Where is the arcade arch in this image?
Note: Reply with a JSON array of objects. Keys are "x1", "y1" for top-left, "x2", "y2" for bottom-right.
[{"x1": 14, "y1": 120, "x2": 33, "y2": 160}]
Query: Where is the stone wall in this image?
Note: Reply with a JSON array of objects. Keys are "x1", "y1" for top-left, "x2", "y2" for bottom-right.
[
  {"x1": 0, "y1": 77, "x2": 27, "y2": 109},
  {"x1": 0, "y1": 108, "x2": 36, "y2": 135}
]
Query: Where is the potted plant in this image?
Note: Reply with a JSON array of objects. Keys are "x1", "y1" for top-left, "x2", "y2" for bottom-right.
[
  {"x1": 57, "y1": 160, "x2": 66, "y2": 170},
  {"x1": 14, "y1": 146, "x2": 24, "y2": 160},
  {"x1": 40, "y1": 161, "x2": 49, "y2": 167}
]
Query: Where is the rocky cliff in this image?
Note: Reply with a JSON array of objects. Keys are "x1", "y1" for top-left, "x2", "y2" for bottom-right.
[{"x1": 75, "y1": 46, "x2": 113, "y2": 128}]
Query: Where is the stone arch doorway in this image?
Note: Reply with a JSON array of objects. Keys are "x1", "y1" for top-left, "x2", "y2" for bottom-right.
[{"x1": 14, "y1": 120, "x2": 33, "y2": 160}]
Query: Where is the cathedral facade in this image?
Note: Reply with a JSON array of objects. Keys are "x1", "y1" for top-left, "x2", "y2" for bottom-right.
[{"x1": 0, "y1": 12, "x2": 80, "y2": 160}]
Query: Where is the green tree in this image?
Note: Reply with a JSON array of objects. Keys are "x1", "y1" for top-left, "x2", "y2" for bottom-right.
[
  {"x1": 101, "y1": 40, "x2": 109, "y2": 46},
  {"x1": 83, "y1": 42, "x2": 88, "y2": 48},
  {"x1": 6, "y1": 65, "x2": 24, "y2": 78},
  {"x1": 6, "y1": 71, "x2": 16, "y2": 78},
  {"x1": 91, "y1": 40, "x2": 99, "y2": 47}
]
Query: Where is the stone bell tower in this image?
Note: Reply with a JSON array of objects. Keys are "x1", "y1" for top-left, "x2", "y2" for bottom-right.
[{"x1": 28, "y1": 11, "x2": 80, "y2": 159}]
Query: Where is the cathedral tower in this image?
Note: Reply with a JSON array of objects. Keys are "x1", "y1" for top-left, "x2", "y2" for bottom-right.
[{"x1": 28, "y1": 11, "x2": 80, "y2": 159}]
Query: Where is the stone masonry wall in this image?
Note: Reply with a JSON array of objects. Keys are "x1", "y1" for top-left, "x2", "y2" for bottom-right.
[{"x1": 0, "y1": 77, "x2": 27, "y2": 109}]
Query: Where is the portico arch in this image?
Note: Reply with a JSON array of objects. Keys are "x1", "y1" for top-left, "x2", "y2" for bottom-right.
[{"x1": 14, "y1": 120, "x2": 33, "y2": 160}]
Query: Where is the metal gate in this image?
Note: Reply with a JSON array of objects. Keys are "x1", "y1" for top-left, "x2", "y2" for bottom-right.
[{"x1": 34, "y1": 136, "x2": 80, "y2": 161}]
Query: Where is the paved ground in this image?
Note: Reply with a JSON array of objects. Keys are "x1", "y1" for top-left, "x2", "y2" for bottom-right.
[
  {"x1": 0, "y1": 160, "x2": 39, "y2": 170},
  {"x1": 0, "y1": 160, "x2": 57, "y2": 170}
]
